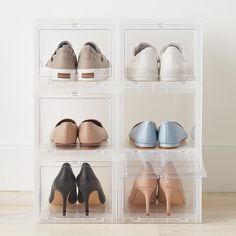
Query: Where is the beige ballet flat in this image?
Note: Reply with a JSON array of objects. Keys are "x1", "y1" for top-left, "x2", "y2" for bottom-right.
[
  {"x1": 158, "y1": 161, "x2": 185, "y2": 216},
  {"x1": 78, "y1": 119, "x2": 108, "y2": 146},
  {"x1": 50, "y1": 119, "x2": 78, "y2": 147},
  {"x1": 128, "y1": 162, "x2": 159, "y2": 216}
]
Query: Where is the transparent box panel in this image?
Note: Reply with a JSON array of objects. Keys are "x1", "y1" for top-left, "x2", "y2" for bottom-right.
[
  {"x1": 38, "y1": 96, "x2": 113, "y2": 150},
  {"x1": 118, "y1": 152, "x2": 204, "y2": 223},
  {"x1": 121, "y1": 93, "x2": 200, "y2": 150},
  {"x1": 122, "y1": 25, "x2": 200, "y2": 82},
  {"x1": 38, "y1": 159, "x2": 113, "y2": 223},
  {"x1": 38, "y1": 25, "x2": 112, "y2": 80}
]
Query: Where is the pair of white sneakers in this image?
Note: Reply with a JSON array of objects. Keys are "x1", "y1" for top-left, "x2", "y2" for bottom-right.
[{"x1": 126, "y1": 42, "x2": 187, "y2": 82}]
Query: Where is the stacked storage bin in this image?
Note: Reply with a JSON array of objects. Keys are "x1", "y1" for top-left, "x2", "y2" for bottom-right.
[{"x1": 34, "y1": 20, "x2": 205, "y2": 223}]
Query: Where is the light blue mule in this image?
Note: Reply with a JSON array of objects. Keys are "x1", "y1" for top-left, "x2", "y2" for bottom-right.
[
  {"x1": 129, "y1": 121, "x2": 158, "y2": 148},
  {"x1": 158, "y1": 121, "x2": 188, "y2": 148}
]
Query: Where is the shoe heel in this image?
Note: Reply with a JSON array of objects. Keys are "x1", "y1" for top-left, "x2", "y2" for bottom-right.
[
  {"x1": 78, "y1": 189, "x2": 91, "y2": 216},
  {"x1": 61, "y1": 190, "x2": 73, "y2": 216},
  {"x1": 81, "y1": 191, "x2": 90, "y2": 216},
  {"x1": 62, "y1": 193, "x2": 67, "y2": 216},
  {"x1": 141, "y1": 187, "x2": 156, "y2": 216},
  {"x1": 80, "y1": 188, "x2": 106, "y2": 216},
  {"x1": 162, "y1": 187, "x2": 174, "y2": 216},
  {"x1": 85, "y1": 197, "x2": 89, "y2": 216}
]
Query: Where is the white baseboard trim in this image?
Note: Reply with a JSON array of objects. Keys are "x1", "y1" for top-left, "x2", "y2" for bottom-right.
[{"x1": 203, "y1": 147, "x2": 236, "y2": 192}]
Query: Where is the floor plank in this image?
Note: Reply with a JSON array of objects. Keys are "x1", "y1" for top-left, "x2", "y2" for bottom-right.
[{"x1": 0, "y1": 192, "x2": 236, "y2": 236}]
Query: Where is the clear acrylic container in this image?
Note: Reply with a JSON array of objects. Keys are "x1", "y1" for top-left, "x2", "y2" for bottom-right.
[
  {"x1": 120, "y1": 22, "x2": 201, "y2": 84},
  {"x1": 34, "y1": 20, "x2": 204, "y2": 224},
  {"x1": 35, "y1": 20, "x2": 115, "y2": 93},
  {"x1": 35, "y1": 93, "x2": 114, "y2": 152},
  {"x1": 119, "y1": 92, "x2": 202, "y2": 151},
  {"x1": 36, "y1": 157, "x2": 115, "y2": 223},
  {"x1": 118, "y1": 152, "x2": 206, "y2": 223}
]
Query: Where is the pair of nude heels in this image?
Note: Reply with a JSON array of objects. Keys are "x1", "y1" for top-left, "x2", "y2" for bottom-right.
[
  {"x1": 129, "y1": 161, "x2": 185, "y2": 216},
  {"x1": 50, "y1": 118, "x2": 108, "y2": 147}
]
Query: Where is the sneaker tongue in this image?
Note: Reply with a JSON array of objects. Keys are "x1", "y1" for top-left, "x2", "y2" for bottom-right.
[
  {"x1": 134, "y1": 42, "x2": 154, "y2": 56},
  {"x1": 84, "y1": 41, "x2": 101, "y2": 53}
]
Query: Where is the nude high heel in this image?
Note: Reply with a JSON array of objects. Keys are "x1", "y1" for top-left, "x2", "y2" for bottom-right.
[
  {"x1": 128, "y1": 162, "x2": 158, "y2": 216},
  {"x1": 158, "y1": 161, "x2": 185, "y2": 216}
]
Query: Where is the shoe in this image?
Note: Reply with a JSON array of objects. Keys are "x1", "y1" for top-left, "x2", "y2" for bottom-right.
[
  {"x1": 77, "y1": 163, "x2": 106, "y2": 216},
  {"x1": 126, "y1": 42, "x2": 158, "y2": 81},
  {"x1": 50, "y1": 119, "x2": 78, "y2": 147},
  {"x1": 78, "y1": 119, "x2": 108, "y2": 146},
  {"x1": 129, "y1": 162, "x2": 159, "y2": 216},
  {"x1": 159, "y1": 43, "x2": 187, "y2": 81},
  {"x1": 129, "y1": 121, "x2": 158, "y2": 148},
  {"x1": 190, "y1": 125, "x2": 196, "y2": 140},
  {"x1": 77, "y1": 42, "x2": 110, "y2": 81},
  {"x1": 49, "y1": 163, "x2": 77, "y2": 216},
  {"x1": 158, "y1": 162, "x2": 185, "y2": 216},
  {"x1": 158, "y1": 121, "x2": 188, "y2": 148},
  {"x1": 46, "y1": 41, "x2": 77, "y2": 80}
]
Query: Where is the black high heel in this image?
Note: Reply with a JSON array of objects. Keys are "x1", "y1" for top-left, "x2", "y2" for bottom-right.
[
  {"x1": 77, "y1": 163, "x2": 106, "y2": 216},
  {"x1": 49, "y1": 163, "x2": 77, "y2": 216}
]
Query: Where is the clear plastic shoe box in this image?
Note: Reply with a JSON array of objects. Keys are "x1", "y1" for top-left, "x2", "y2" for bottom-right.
[
  {"x1": 36, "y1": 156, "x2": 115, "y2": 223},
  {"x1": 34, "y1": 19, "x2": 205, "y2": 223},
  {"x1": 118, "y1": 151, "x2": 205, "y2": 223}
]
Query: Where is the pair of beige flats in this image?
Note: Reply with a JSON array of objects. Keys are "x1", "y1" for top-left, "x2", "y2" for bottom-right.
[{"x1": 50, "y1": 119, "x2": 108, "y2": 147}]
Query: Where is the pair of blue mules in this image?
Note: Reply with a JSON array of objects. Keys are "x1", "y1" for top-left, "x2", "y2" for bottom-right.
[{"x1": 129, "y1": 121, "x2": 188, "y2": 148}]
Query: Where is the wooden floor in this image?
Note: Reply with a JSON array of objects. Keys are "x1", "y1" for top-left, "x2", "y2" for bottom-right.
[{"x1": 0, "y1": 192, "x2": 236, "y2": 235}]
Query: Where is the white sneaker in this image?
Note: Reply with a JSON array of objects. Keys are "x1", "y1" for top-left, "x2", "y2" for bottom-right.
[
  {"x1": 126, "y1": 42, "x2": 158, "y2": 81},
  {"x1": 159, "y1": 43, "x2": 187, "y2": 81}
]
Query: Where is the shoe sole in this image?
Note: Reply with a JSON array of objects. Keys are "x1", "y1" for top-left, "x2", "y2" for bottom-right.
[
  {"x1": 46, "y1": 68, "x2": 77, "y2": 81},
  {"x1": 159, "y1": 138, "x2": 187, "y2": 148},
  {"x1": 126, "y1": 75, "x2": 158, "y2": 81},
  {"x1": 159, "y1": 142, "x2": 180, "y2": 148},
  {"x1": 134, "y1": 141, "x2": 157, "y2": 148},
  {"x1": 77, "y1": 68, "x2": 111, "y2": 81},
  {"x1": 55, "y1": 143, "x2": 77, "y2": 148},
  {"x1": 159, "y1": 75, "x2": 189, "y2": 82}
]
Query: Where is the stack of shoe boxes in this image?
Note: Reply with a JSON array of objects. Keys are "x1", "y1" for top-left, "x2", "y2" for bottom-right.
[{"x1": 34, "y1": 20, "x2": 205, "y2": 224}]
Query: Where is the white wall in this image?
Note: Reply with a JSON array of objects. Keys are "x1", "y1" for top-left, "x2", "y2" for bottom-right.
[{"x1": 0, "y1": 0, "x2": 236, "y2": 191}]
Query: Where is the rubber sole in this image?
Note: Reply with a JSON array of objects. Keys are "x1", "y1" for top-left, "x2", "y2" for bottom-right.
[
  {"x1": 77, "y1": 68, "x2": 111, "y2": 81},
  {"x1": 159, "y1": 75, "x2": 189, "y2": 82},
  {"x1": 159, "y1": 138, "x2": 187, "y2": 148},
  {"x1": 46, "y1": 68, "x2": 77, "y2": 81},
  {"x1": 134, "y1": 141, "x2": 157, "y2": 148},
  {"x1": 126, "y1": 75, "x2": 158, "y2": 82},
  {"x1": 55, "y1": 143, "x2": 77, "y2": 148},
  {"x1": 159, "y1": 143, "x2": 180, "y2": 148}
]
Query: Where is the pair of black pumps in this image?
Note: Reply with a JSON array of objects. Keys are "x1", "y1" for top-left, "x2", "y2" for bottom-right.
[{"x1": 49, "y1": 162, "x2": 106, "y2": 216}]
